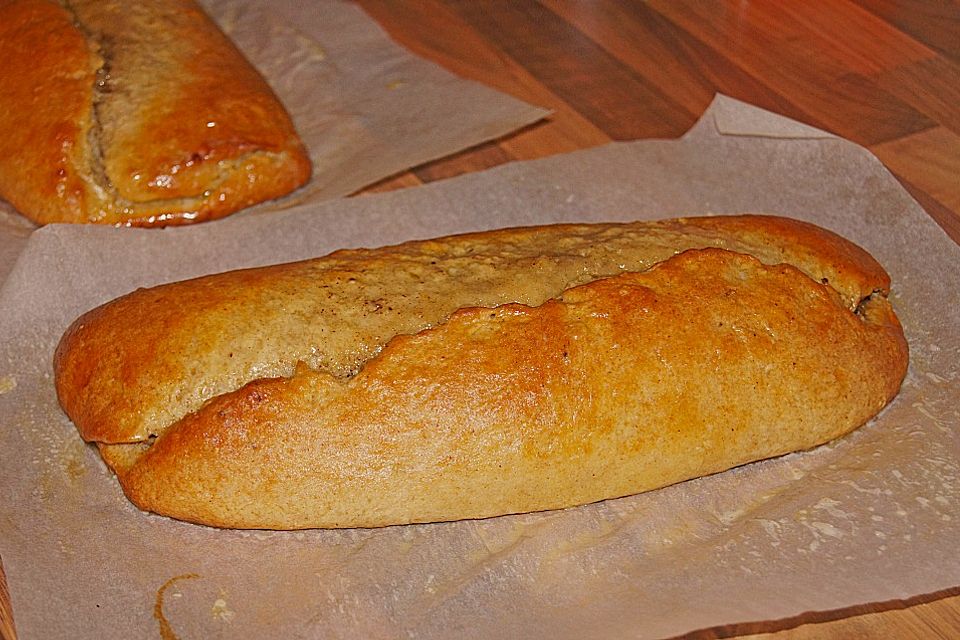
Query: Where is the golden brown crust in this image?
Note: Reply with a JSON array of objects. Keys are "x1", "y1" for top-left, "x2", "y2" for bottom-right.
[
  {"x1": 679, "y1": 215, "x2": 891, "y2": 304},
  {"x1": 54, "y1": 215, "x2": 908, "y2": 528},
  {"x1": 0, "y1": 0, "x2": 97, "y2": 222},
  {"x1": 0, "y1": 0, "x2": 310, "y2": 226},
  {"x1": 55, "y1": 215, "x2": 892, "y2": 446}
]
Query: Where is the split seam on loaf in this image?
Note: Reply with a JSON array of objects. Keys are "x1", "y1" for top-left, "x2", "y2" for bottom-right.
[{"x1": 54, "y1": 215, "x2": 908, "y2": 528}]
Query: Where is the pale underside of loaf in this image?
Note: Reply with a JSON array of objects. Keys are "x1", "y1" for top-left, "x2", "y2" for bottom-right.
[
  {"x1": 54, "y1": 215, "x2": 908, "y2": 528},
  {"x1": 0, "y1": 0, "x2": 310, "y2": 225}
]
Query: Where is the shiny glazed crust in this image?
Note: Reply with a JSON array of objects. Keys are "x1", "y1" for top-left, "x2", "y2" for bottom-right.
[
  {"x1": 0, "y1": 0, "x2": 311, "y2": 226},
  {"x1": 54, "y1": 215, "x2": 908, "y2": 528}
]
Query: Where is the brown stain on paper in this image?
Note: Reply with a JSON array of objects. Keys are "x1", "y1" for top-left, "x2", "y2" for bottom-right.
[{"x1": 154, "y1": 573, "x2": 200, "y2": 640}]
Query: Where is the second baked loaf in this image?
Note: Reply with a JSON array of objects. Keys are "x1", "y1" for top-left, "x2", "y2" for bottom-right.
[{"x1": 0, "y1": 0, "x2": 311, "y2": 226}]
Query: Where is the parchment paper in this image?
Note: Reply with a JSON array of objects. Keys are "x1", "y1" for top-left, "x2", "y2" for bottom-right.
[
  {"x1": 203, "y1": 0, "x2": 548, "y2": 205},
  {"x1": 0, "y1": 0, "x2": 548, "y2": 282},
  {"x1": 1, "y1": 96, "x2": 958, "y2": 639}
]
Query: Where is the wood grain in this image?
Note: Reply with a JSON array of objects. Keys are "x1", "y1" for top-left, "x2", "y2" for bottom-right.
[
  {"x1": 357, "y1": 0, "x2": 960, "y2": 244},
  {"x1": 3, "y1": 0, "x2": 958, "y2": 637},
  {"x1": 0, "y1": 561, "x2": 13, "y2": 640},
  {"x1": 677, "y1": 588, "x2": 960, "y2": 639}
]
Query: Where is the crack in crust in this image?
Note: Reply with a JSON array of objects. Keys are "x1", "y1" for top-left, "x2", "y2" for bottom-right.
[
  {"x1": 91, "y1": 243, "x2": 907, "y2": 529},
  {"x1": 56, "y1": 216, "x2": 905, "y2": 512},
  {"x1": 55, "y1": 215, "x2": 897, "y2": 451},
  {"x1": 53, "y1": 215, "x2": 909, "y2": 526},
  {"x1": 60, "y1": 0, "x2": 115, "y2": 211}
]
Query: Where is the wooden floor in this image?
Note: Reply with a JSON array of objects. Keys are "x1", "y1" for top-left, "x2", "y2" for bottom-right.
[
  {"x1": 357, "y1": 0, "x2": 960, "y2": 247},
  {"x1": 2, "y1": 1, "x2": 958, "y2": 638}
]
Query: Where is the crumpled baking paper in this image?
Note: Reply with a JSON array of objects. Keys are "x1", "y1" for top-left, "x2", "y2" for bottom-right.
[{"x1": 0, "y1": 96, "x2": 957, "y2": 639}]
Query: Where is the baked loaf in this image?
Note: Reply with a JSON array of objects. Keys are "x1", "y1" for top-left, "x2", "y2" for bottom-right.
[
  {"x1": 54, "y1": 215, "x2": 908, "y2": 529},
  {"x1": 0, "y1": 0, "x2": 310, "y2": 226}
]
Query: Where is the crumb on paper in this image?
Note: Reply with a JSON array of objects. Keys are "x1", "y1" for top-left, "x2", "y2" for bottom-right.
[
  {"x1": 757, "y1": 518, "x2": 782, "y2": 544},
  {"x1": 212, "y1": 595, "x2": 235, "y2": 622},
  {"x1": 386, "y1": 79, "x2": 406, "y2": 90},
  {"x1": 262, "y1": 19, "x2": 328, "y2": 60},
  {"x1": 809, "y1": 521, "x2": 844, "y2": 538},
  {"x1": 0, "y1": 375, "x2": 16, "y2": 394},
  {"x1": 717, "y1": 507, "x2": 746, "y2": 526}
]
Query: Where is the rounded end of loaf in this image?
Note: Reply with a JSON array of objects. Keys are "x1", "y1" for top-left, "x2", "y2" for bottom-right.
[
  {"x1": 54, "y1": 304, "x2": 131, "y2": 445},
  {"x1": 107, "y1": 143, "x2": 313, "y2": 228},
  {"x1": 682, "y1": 214, "x2": 892, "y2": 308}
]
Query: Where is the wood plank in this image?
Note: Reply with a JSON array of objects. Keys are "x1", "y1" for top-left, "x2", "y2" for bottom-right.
[
  {"x1": 871, "y1": 126, "x2": 960, "y2": 215},
  {"x1": 446, "y1": 0, "x2": 697, "y2": 140},
  {"x1": 876, "y1": 56, "x2": 960, "y2": 135},
  {"x1": 539, "y1": 0, "x2": 817, "y2": 129},
  {"x1": 357, "y1": 0, "x2": 612, "y2": 158},
  {"x1": 355, "y1": 170, "x2": 424, "y2": 195},
  {"x1": 732, "y1": 605, "x2": 948, "y2": 639},
  {"x1": 854, "y1": 0, "x2": 960, "y2": 63},
  {"x1": 644, "y1": 0, "x2": 937, "y2": 145},
  {"x1": 0, "y1": 560, "x2": 13, "y2": 640},
  {"x1": 680, "y1": 589, "x2": 960, "y2": 639},
  {"x1": 412, "y1": 139, "x2": 516, "y2": 183},
  {"x1": 720, "y1": 0, "x2": 936, "y2": 75},
  {"x1": 917, "y1": 595, "x2": 960, "y2": 639}
]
